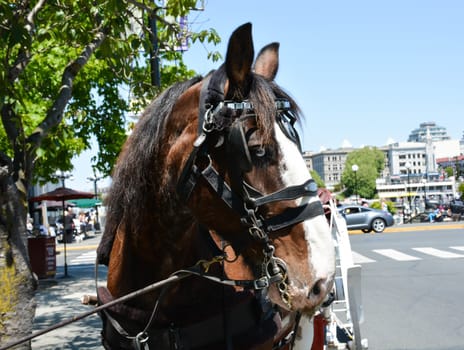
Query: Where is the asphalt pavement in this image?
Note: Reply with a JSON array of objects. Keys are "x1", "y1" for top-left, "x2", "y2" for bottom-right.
[{"x1": 25, "y1": 220, "x2": 464, "y2": 349}]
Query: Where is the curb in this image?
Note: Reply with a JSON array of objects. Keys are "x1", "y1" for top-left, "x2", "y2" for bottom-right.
[{"x1": 349, "y1": 222, "x2": 464, "y2": 235}]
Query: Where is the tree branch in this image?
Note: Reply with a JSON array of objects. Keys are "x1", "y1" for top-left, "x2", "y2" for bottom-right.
[
  {"x1": 7, "y1": 0, "x2": 47, "y2": 83},
  {"x1": 26, "y1": 29, "x2": 108, "y2": 148}
]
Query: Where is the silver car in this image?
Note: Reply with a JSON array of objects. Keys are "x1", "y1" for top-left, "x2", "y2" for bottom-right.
[{"x1": 338, "y1": 205, "x2": 395, "y2": 233}]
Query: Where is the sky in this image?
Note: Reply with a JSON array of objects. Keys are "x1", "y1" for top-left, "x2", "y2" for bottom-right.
[{"x1": 71, "y1": 0, "x2": 464, "y2": 191}]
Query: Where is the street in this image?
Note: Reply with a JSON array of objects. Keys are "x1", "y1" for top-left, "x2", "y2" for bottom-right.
[
  {"x1": 351, "y1": 226, "x2": 464, "y2": 350},
  {"x1": 55, "y1": 235, "x2": 100, "y2": 268},
  {"x1": 49, "y1": 224, "x2": 464, "y2": 350}
]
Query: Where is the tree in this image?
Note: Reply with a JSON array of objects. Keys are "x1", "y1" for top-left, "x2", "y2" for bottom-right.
[
  {"x1": 444, "y1": 166, "x2": 454, "y2": 178},
  {"x1": 341, "y1": 147, "x2": 385, "y2": 200},
  {"x1": 0, "y1": 1, "x2": 220, "y2": 346},
  {"x1": 458, "y1": 182, "x2": 464, "y2": 200},
  {"x1": 310, "y1": 169, "x2": 325, "y2": 189}
]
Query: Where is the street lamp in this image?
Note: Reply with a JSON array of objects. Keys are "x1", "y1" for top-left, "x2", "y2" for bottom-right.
[
  {"x1": 54, "y1": 170, "x2": 73, "y2": 277},
  {"x1": 405, "y1": 162, "x2": 412, "y2": 222},
  {"x1": 86, "y1": 172, "x2": 104, "y2": 231},
  {"x1": 352, "y1": 164, "x2": 359, "y2": 204},
  {"x1": 421, "y1": 178, "x2": 427, "y2": 211},
  {"x1": 55, "y1": 170, "x2": 73, "y2": 187}
]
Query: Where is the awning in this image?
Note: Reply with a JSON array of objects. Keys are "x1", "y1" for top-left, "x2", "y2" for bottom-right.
[{"x1": 68, "y1": 198, "x2": 102, "y2": 208}]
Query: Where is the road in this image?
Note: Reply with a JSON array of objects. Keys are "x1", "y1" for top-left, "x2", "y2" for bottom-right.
[
  {"x1": 55, "y1": 235, "x2": 100, "y2": 268},
  {"x1": 350, "y1": 225, "x2": 464, "y2": 350},
  {"x1": 53, "y1": 224, "x2": 464, "y2": 350}
]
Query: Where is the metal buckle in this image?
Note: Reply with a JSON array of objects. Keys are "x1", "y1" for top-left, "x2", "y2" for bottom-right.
[
  {"x1": 253, "y1": 276, "x2": 270, "y2": 289},
  {"x1": 134, "y1": 331, "x2": 149, "y2": 350}
]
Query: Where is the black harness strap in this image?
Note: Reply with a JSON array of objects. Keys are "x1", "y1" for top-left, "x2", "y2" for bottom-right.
[
  {"x1": 197, "y1": 66, "x2": 227, "y2": 134},
  {"x1": 201, "y1": 163, "x2": 247, "y2": 215},
  {"x1": 245, "y1": 179, "x2": 319, "y2": 208},
  {"x1": 176, "y1": 133, "x2": 207, "y2": 202},
  {"x1": 194, "y1": 162, "x2": 324, "y2": 235},
  {"x1": 262, "y1": 201, "x2": 325, "y2": 234}
]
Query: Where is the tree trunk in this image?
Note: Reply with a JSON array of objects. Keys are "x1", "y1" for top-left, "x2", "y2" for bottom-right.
[{"x1": 0, "y1": 164, "x2": 37, "y2": 349}]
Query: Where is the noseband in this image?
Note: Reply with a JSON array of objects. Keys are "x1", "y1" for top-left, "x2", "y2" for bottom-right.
[{"x1": 177, "y1": 70, "x2": 325, "y2": 307}]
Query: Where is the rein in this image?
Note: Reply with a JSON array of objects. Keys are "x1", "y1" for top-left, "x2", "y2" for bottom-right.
[
  {"x1": 0, "y1": 268, "x2": 190, "y2": 350},
  {"x1": 98, "y1": 253, "x2": 299, "y2": 350},
  {"x1": 0, "y1": 255, "x2": 285, "y2": 350}
]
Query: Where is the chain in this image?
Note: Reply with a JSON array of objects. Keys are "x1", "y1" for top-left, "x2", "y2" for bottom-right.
[
  {"x1": 262, "y1": 243, "x2": 292, "y2": 309},
  {"x1": 195, "y1": 255, "x2": 225, "y2": 273},
  {"x1": 242, "y1": 198, "x2": 293, "y2": 308}
]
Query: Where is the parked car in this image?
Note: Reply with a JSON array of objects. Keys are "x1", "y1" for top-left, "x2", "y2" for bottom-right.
[
  {"x1": 449, "y1": 199, "x2": 464, "y2": 214},
  {"x1": 338, "y1": 205, "x2": 395, "y2": 233}
]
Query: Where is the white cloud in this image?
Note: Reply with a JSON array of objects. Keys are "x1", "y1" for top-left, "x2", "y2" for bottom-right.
[{"x1": 341, "y1": 139, "x2": 352, "y2": 148}]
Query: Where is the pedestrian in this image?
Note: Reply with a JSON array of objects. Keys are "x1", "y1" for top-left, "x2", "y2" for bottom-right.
[
  {"x1": 64, "y1": 208, "x2": 75, "y2": 243},
  {"x1": 381, "y1": 199, "x2": 388, "y2": 212}
]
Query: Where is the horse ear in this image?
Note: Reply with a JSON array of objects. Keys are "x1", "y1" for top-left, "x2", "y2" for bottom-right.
[
  {"x1": 253, "y1": 42, "x2": 280, "y2": 81},
  {"x1": 225, "y1": 23, "x2": 254, "y2": 99}
]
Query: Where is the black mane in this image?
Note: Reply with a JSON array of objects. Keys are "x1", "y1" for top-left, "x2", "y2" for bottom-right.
[
  {"x1": 97, "y1": 77, "x2": 202, "y2": 264},
  {"x1": 97, "y1": 73, "x2": 301, "y2": 265}
]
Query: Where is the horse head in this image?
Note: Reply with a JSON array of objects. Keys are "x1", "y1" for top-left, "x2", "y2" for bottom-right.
[{"x1": 172, "y1": 23, "x2": 335, "y2": 314}]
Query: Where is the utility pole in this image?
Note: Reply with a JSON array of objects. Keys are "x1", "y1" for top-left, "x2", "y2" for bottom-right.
[{"x1": 149, "y1": 10, "x2": 160, "y2": 87}]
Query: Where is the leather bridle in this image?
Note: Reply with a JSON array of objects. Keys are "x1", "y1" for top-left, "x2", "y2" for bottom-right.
[{"x1": 176, "y1": 69, "x2": 325, "y2": 308}]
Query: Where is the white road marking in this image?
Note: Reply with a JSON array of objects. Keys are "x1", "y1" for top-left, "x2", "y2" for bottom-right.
[
  {"x1": 412, "y1": 247, "x2": 464, "y2": 259},
  {"x1": 450, "y1": 246, "x2": 464, "y2": 252},
  {"x1": 373, "y1": 249, "x2": 421, "y2": 261},
  {"x1": 70, "y1": 251, "x2": 96, "y2": 265},
  {"x1": 351, "y1": 251, "x2": 375, "y2": 264},
  {"x1": 351, "y1": 247, "x2": 464, "y2": 264}
]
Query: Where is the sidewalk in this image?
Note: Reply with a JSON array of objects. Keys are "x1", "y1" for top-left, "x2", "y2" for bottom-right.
[{"x1": 32, "y1": 238, "x2": 106, "y2": 349}]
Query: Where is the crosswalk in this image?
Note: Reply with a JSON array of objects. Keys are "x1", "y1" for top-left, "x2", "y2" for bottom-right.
[
  {"x1": 70, "y1": 251, "x2": 96, "y2": 265},
  {"x1": 69, "y1": 246, "x2": 464, "y2": 266},
  {"x1": 352, "y1": 246, "x2": 464, "y2": 264}
]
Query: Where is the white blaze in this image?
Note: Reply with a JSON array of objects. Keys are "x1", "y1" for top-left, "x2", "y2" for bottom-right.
[{"x1": 274, "y1": 123, "x2": 335, "y2": 282}]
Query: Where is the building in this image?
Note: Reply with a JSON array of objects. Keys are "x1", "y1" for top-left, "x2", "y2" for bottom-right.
[
  {"x1": 408, "y1": 121, "x2": 451, "y2": 142},
  {"x1": 381, "y1": 141, "x2": 433, "y2": 178},
  {"x1": 376, "y1": 176, "x2": 455, "y2": 209},
  {"x1": 303, "y1": 120, "x2": 462, "y2": 200},
  {"x1": 436, "y1": 155, "x2": 464, "y2": 179},
  {"x1": 303, "y1": 148, "x2": 354, "y2": 190}
]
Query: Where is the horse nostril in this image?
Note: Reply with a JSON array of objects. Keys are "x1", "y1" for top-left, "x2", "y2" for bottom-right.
[
  {"x1": 309, "y1": 278, "x2": 326, "y2": 298},
  {"x1": 312, "y1": 282, "x2": 321, "y2": 295}
]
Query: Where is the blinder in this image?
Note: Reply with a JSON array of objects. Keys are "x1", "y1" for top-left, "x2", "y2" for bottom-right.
[
  {"x1": 277, "y1": 110, "x2": 301, "y2": 151},
  {"x1": 219, "y1": 99, "x2": 302, "y2": 176}
]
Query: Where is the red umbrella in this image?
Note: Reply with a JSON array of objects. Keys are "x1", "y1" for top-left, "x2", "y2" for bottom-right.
[
  {"x1": 30, "y1": 187, "x2": 94, "y2": 202},
  {"x1": 30, "y1": 187, "x2": 95, "y2": 277}
]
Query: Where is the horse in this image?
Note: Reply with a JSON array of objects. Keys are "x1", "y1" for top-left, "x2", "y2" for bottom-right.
[{"x1": 96, "y1": 23, "x2": 335, "y2": 350}]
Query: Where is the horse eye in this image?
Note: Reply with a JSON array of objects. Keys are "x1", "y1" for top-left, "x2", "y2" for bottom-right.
[{"x1": 250, "y1": 146, "x2": 266, "y2": 157}]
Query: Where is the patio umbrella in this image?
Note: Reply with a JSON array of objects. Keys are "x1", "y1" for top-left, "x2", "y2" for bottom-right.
[
  {"x1": 30, "y1": 187, "x2": 95, "y2": 202},
  {"x1": 30, "y1": 187, "x2": 94, "y2": 277}
]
